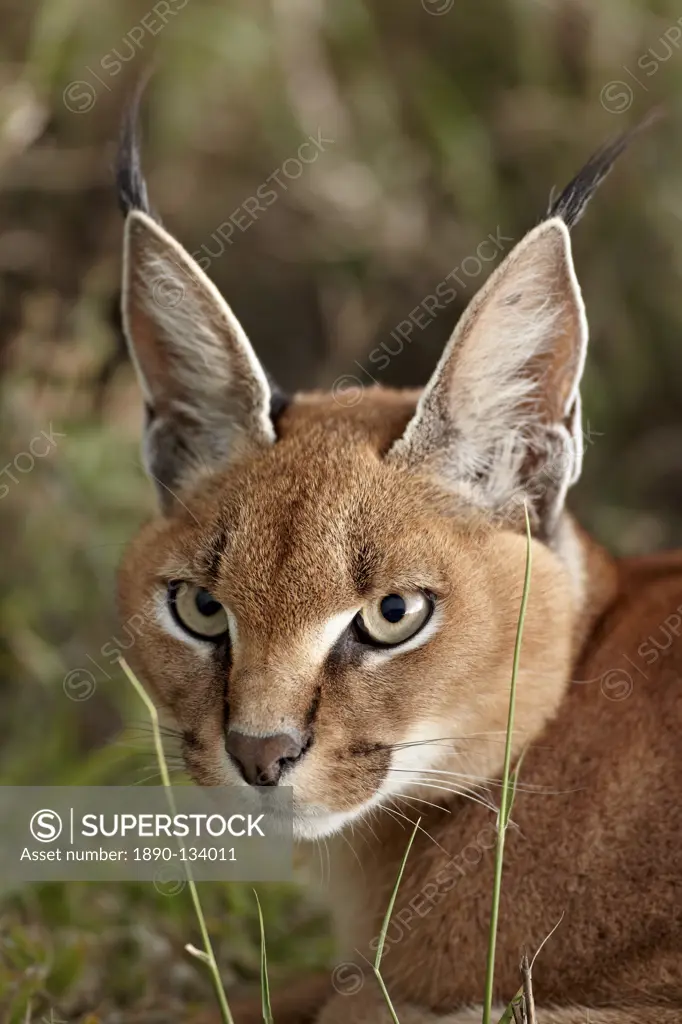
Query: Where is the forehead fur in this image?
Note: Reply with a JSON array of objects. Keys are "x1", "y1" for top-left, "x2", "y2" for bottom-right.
[
  {"x1": 153, "y1": 387, "x2": 491, "y2": 612},
  {"x1": 120, "y1": 385, "x2": 510, "y2": 681},
  {"x1": 275, "y1": 386, "x2": 421, "y2": 451}
]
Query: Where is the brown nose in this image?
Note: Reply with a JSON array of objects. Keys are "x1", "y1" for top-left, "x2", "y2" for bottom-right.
[{"x1": 225, "y1": 730, "x2": 306, "y2": 786}]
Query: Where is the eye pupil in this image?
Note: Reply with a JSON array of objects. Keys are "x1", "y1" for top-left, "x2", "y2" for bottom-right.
[
  {"x1": 380, "y1": 594, "x2": 406, "y2": 623},
  {"x1": 195, "y1": 589, "x2": 222, "y2": 617}
]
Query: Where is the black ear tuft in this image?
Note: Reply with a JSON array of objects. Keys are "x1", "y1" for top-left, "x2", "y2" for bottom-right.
[
  {"x1": 116, "y1": 71, "x2": 157, "y2": 220},
  {"x1": 548, "y1": 108, "x2": 662, "y2": 229}
]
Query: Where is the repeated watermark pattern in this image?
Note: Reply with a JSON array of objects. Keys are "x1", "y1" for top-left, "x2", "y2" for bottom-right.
[
  {"x1": 573, "y1": 601, "x2": 682, "y2": 701},
  {"x1": 600, "y1": 16, "x2": 682, "y2": 114},
  {"x1": 62, "y1": 555, "x2": 213, "y2": 702},
  {"x1": 0, "y1": 425, "x2": 66, "y2": 499},
  {"x1": 63, "y1": 605, "x2": 157, "y2": 702},
  {"x1": 63, "y1": 0, "x2": 190, "y2": 114},
  {"x1": 332, "y1": 226, "x2": 513, "y2": 407},
  {"x1": 421, "y1": 0, "x2": 455, "y2": 14},
  {"x1": 153, "y1": 864, "x2": 187, "y2": 896},
  {"x1": 332, "y1": 822, "x2": 497, "y2": 994},
  {"x1": 190, "y1": 129, "x2": 334, "y2": 271}
]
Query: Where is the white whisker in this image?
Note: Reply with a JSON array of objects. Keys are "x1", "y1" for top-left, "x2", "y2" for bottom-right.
[
  {"x1": 340, "y1": 830, "x2": 366, "y2": 877},
  {"x1": 389, "y1": 731, "x2": 508, "y2": 752},
  {"x1": 384, "y1": 800, "x2": 450, "y2": 857},
  {"x1": 394, "y1": 778, "x2": 498, "y2": 816},
  {"x1": 386, "y1": 767, "x2": 550, "y2": 795},
  {"x1": 395, "y1": 793, "x2": 451, "y2": 815}
]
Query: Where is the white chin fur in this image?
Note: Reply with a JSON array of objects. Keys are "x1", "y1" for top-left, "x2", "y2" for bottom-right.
[{"x1": 292, "y1": 797, "x2": 382, "y2": 839}]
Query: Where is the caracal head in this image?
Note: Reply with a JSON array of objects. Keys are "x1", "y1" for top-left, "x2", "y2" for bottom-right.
[{"x1": 117, "y1": 112, "x2": 633, "y2": 838}]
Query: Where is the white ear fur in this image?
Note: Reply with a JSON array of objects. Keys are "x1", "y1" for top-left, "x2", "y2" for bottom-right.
[
  {"x1": 122, "y1": 211, "x2": 275, "y2": 508},
  {"x1": 387, "y1": 218, "x2": 588, "y2": 534}
]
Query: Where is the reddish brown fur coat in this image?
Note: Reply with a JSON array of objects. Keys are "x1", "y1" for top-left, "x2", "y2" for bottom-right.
[
  {"x1": 115, "y1": 123, "x2": 682, "y2": 1022},
  {"x1": 120, "y1": 393, "x2": 682, "y2": 1024},
  {"x1": 326, "y1": 538, "x2": 682, "y2": 1017}
]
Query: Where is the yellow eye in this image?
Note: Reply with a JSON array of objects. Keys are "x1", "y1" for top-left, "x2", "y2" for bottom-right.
[
  {"x1": 169, "y1": 582, "x2": 229, "y2": 640},
  {"x1": 355, "y1": 592, "x2": 432, "y2": 647}
]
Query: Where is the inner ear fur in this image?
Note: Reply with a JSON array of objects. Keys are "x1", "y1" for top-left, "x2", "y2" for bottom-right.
[
  {"x1": 122, "y1": 210, "x2": 276, "y2": 511},
  {"x1": 387, "y1": 218, "x2": 587, "y2": 536}
]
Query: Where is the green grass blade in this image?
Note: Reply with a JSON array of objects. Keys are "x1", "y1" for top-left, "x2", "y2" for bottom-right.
[
  {"x1": 119, "y1": 657, "x2": 235, "y2": 1024},
  {"x1": 372, "y1": 968, "x2": 402, "y2": 1024},
  {"x1": 370, "y1": 816, "x2": 421, "y2": 1024},
  {"x1": 481, "y1": 505, "x2": 533, "y2": 1024},
  {"x1": 501, "y1": 744, "x2": 528, "y2": 831},
  {"x1": 374, "y1": 817, "x2": 420, "y2": 972},
  {"x1": 496, "y1": 985, "x2": 524, "y2": 1024},
  {"x1": 254, "y1": 889, "x2": 274, "y2": 1024}
]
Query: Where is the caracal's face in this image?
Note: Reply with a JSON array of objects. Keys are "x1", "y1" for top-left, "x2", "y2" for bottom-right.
[
  {"x1": 119, "y1": 391, "x2": 573, "y2": 838},
  {"x1": 115, "y1": 107, "x2": 621, "y2": 836}
]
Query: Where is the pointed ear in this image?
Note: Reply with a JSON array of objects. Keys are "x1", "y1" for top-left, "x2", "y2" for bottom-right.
[
  {"x1": 387, "y1": 218, "x2": 587, "y2": 535},
  {"x1": 122, "y1": 210, "x2": 276, "y2": 510}
]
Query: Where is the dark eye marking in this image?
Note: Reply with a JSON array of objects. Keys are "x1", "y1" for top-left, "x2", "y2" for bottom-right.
[
  {"x1": 305, "y1": 685, "x2": 322, "y2": 730},
  {"x1": 202, "y1": 526, "x2": 231, "y2": 586},
  {"x1": 350, "y1": 541, "x2": 380, "y2": 595}
]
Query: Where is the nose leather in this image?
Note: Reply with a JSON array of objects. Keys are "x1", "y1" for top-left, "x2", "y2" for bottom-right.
[{"x1": 225, "y1": 730, "x2": 304, "y2": 786}]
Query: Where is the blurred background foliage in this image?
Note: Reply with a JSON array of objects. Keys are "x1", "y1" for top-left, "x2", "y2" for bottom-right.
[{"x1": 2, "y1": 0, "x2": 682, "y2": 1019}]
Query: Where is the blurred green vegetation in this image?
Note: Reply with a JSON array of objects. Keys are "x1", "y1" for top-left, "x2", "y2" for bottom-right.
[{"x1": 2, "y1": 0, "x2": 682, "y2": 1019}]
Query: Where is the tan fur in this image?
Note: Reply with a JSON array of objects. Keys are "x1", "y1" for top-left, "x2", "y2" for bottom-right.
[
  {"x1": 118, "y1": 387, "x2": 682, "y2": 1021},
  {"x1": 117, "y1": 166, "x2": 682, "y2": 1023}
]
